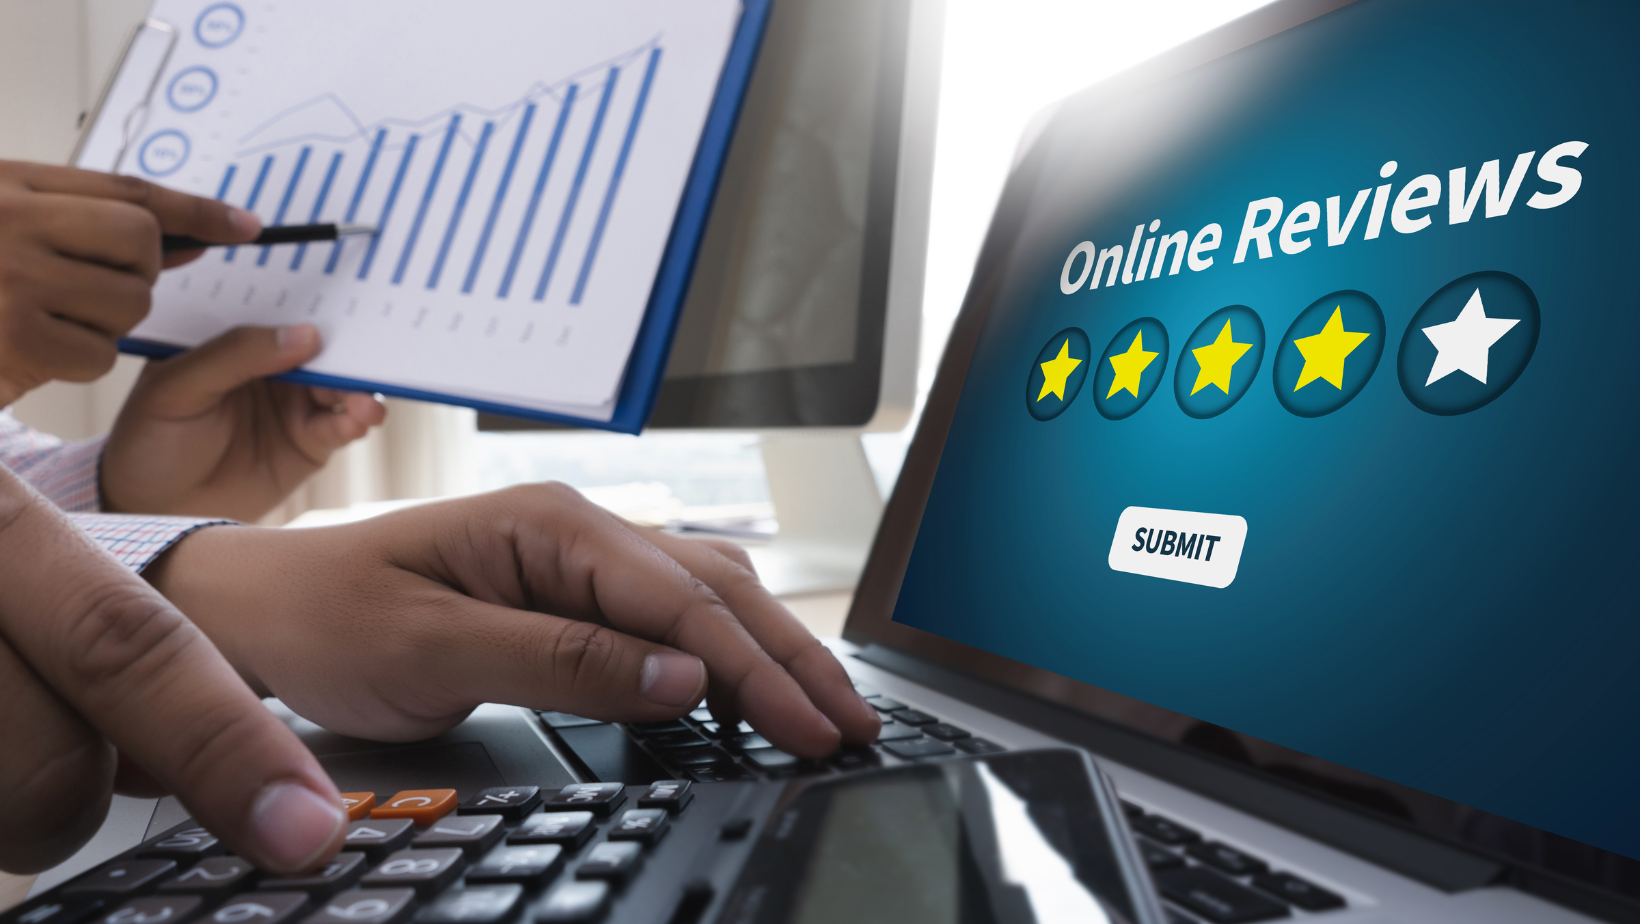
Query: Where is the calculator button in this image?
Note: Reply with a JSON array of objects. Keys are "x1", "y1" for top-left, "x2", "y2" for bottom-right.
[
  {"x1": 636, "y1": 780, "x2": 693, "y2": 812},
  {"x1": 413, "y1": 886, "x2": 523, "y2": 924},
  {"x1": 344, "y1": 820, "x2": 416, "y2": 860},
  {"x1": 607, "y1": 809, "x2": 669, "y2": 845},
  {"x1": 1131, "y1": 815, "x2": 1201, "y2": 846},
  {"x1": 1, "y1": 898, "x2": 105, "y2": 924},
  {"x1": 257, "y1": 853, "x2": 366, "y2": 899},
  {"x1": 1249, "y1": 872, "x2": 1345, "y2": 911},
  {"x1": 543, "y1": 784, "x2": 626, "y2": 817},
  {"x1": 339, "y1": 794, "x2": 378, "y2": 822},
  {"x1": 359, "y1": 849, "x2": 465, "y2": 897},
  {"x1": 206, "y1": 893, "x2": 308, "y2": 924},
  {"x1": 371, "y1": 791, "x2": 458, "y2": 825},
  {"x1": 464, "y1": 845, "x2": 564, "y2": 886},
  {"x1": 457, "y1": 787, "x2": 541, "y2": 821},
  {"x1": 99, "y1": 896, "x2": 200, "y2": 924},
  {"x1": 647, "y1": 730, "x2": 709, "y2": 750},
  {"x1": 573, "y1": 841, "x2": 642, "y2": 883},
  {"x1": 922, "y1": 724, "x2": 970, "y2": 741},
  {"x1": 1138, "y1": 839, "x2": 1185, "y2": 871},
  {"x1": 157, "y1": 857, "x2": 257, "y2": 897},
  {"x1": 953, "y1": 737, "x2": 1006, "y2": 755},
  {"x1": 411, "y1": 815, "x2": 504, "y2": 857},
  {"x1": 868, "y1": 698, "x2": 906, "y2": 712},
  {"x1": 304, "y1": 889, "x2": 417, "y2": 924},
  {"x1": 135, "y1": 825, "x2": 221, "y2": 862},
  {"x1": 1186, "y1": 842, "x2": 1268, "y2": 877},
  {"x1": 509, "y1": 812, "x2": 596, "y2": 849},
  {"x1": 1153, "y1": 868, "x2": 1290, "y2": 923},
  {"x1": 534, "y1": 882, "x2": 609, "y2": 924},
  {"x1": 688, "y1": 764, "x2": 751, "y2": 783},
  {"x1": 64, "y1": 860, "x2": 177, "y2": 897},
  {"x1": 881, "y1": 738, "x2": 956, "y2": 760},
  {"x1": 894, "y1": 709, "x2": 937, "y2": 726},
  {"x1": 875, "y1": 723, "x2": 922, "y2": 742}
]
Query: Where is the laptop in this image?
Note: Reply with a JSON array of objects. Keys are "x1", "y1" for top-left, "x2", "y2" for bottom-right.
[{"x1": 37, "y1": 0, "x2": 1638, "y2": 921}]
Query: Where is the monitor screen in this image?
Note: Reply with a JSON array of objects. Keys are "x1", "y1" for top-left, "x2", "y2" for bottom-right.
[{"x1": 888, "y1": 0, "x2": 1637, "y2": 865}]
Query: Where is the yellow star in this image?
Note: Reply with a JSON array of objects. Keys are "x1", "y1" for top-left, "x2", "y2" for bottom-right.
[
  {"x1": 1036, "y1": 339, "x2": 1083, "y2": 402},
  {"x1": 1105, "y1": 330, "x2": 1159, "y2": 399},
  {"x1": 1292, "y1": 306, "x2": 1369, "y2": 391},
  {"x1": 1190, "y1": 320, "x2": 1253, "y2": 395}
]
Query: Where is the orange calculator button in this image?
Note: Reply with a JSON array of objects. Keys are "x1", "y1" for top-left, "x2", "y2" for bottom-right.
[
  {"x1": 371, "y1": 789, "x2": 458, "y2": 824},
  {"x1": 339, "y1": 792, "x2": 377, "y2": 821}
]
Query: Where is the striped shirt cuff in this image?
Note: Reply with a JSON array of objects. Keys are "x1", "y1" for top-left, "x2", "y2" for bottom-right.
[{"x1": 68, "y1": 513, "x2": 231, "y2": 573}]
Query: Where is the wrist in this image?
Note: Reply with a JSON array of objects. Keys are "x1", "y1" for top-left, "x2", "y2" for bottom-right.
[{"x1": 144, "y1": 524, "x2": 272, "y2": 695}]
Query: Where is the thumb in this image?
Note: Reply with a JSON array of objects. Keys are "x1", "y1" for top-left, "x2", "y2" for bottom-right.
[
  {"x1": 0, "y1": 487, "x2": 346, "y2": 873},
  {"x1": 143, "y1": 325, "x2": 322, "y2": 417}
]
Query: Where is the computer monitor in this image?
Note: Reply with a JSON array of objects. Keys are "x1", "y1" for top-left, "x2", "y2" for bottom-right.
[{"x1": 481, "y1": 0, "x2": 942, "y2": 594}]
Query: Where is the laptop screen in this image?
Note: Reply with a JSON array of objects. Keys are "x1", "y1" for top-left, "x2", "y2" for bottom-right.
[{"x1": 889, "y1": 0, "x2": 1638, "y2": 863}]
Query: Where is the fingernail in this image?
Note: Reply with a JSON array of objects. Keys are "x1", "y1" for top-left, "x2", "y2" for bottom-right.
[
  {"x1": 640, "y1": 652, "x2": 705, "y2": 708},
  {"x1": 229, "y1": 207, "x2": 262, "y2": 238},
  {"x1": 276, "y1": 324, "x2": 317, "y2": 351},
  {"x1": 858, "y1": 693, "x2": 881, "y2": 723},
  {"x1": 250, "y1": 781, "x2": 344, "y2": 872}
]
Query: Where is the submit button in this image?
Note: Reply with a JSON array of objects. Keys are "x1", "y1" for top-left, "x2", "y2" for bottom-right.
[{"x1": 1108, "y1": 506, "x2": 1247, "y2": 589}]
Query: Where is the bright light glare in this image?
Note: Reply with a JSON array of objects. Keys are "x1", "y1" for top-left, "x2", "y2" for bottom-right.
[{"x1": 920, "y1": 0, "x2": 1277, "y2": 393}]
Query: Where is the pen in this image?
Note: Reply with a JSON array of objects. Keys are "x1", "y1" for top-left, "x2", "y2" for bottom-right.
[{"x1": 162, "y1": 223, "x2": 378, "y2": 253}]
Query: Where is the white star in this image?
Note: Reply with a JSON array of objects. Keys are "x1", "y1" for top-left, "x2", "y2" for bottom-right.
[{"x1": 1422, "y1": 288, "x2": 1519, "y2": 386}]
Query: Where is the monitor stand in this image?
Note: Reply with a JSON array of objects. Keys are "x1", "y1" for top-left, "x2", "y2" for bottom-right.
[{"x1": 748, "y1": 431, "x2": 884, "y2": 597}]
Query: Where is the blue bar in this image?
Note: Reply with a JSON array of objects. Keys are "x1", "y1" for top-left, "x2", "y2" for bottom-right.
[
  {"x1": 357, "y1": 133, "x2": 420, "y2": 280},
  {"x1": 572, "y1": 49, "x2": 662, "y2": 305},
  {"x1": 534, "y1": 68, "x2": 619, "y2": 302},
  {"x1": 214, "y1": 164, "x2": 237, "y2": 200},
  {"x1": 225, "y1": 155, "x2": 274, "y2": 262},
  {"x1": 497, "y1": 87, "x2": 576, "y2": 299},
  {"x1": 258, "y1": 146, "x2": 310, "y2": 266},
  {"x1": 426, "y1": 120, "x2": 493, "y2": 290},
  {"x1": 391, "y1": 114, "x2": 461, "y2": 285},
  {"x1": 326, "y1": 128, "x2": 387, "y2": 275},
  {"x1": 462, "y1": 103, "x2": 535, "y2": 294},
  {"x1": 292, "y1": 151, "x2": 343, "y2": 271}
]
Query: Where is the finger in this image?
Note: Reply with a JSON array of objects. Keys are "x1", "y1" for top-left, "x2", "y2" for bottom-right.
[
  {"x1": 32, "y1": 193, "x2": 165, "y2": 281},
  {"x1": 290, "y1": 391, "x2": 385, "y2": 454},
  {"x1": 641, "y1": 528, "x2": 882, "y2": 746},
  {"x1": 4, "y1": 303, "x2": 123, "y2": 384},
  {"x1": 33, "y1": 250, "x2": 154, "y2": 337},
  {"x1": 140, "y1": 324, "x2": 322, "y2": 418},
  {"x1": 0, "y1": 630, "x2": 116, "y2": 873},
  {"x1": 0, "y1": 482, "x2": 346, "y2": 874},
  {"x1": 402, "y1": 485, "x2": 844, "y2": 758},
  {"x1": 21, "y1": 164, "x2": 261, "y2": 244}
]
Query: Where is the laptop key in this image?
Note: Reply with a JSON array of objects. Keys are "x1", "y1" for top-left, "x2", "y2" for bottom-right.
[
  {"x1": 831, "y1": 748, "x2": 881, "y2": 772},
  {"x1": 544, "y1": 783, "x2": 627, "y2": 816},
  {"x1": 628, "y1": 720, "x2": 691, "y2": 737},
  {"x1": 724, "y1": 733, "x2": 772, "y2": 753},
  {"x1": 98, "y1": 896, "x2": 200, "y2": 924},
  {"x1": 157, "y1": 857, "x2": 257, "y2": 898},
  {"x1": 637, "y1": 780, "x2": 693, "y2": 812},
  {"x1": 852, "y1": 682, "x2": 880, "y2": 698},
  {"x1": 305, "y1": 889, "x2": 417, "y2": 924},
  {"x1": 574, "y1": 841, "x2": 642, "y2": 883},
  {"x1": 868, "y1": 698, "x2": 907, "y2": 712},
  {"x1": 667, "y1": 745, "x2": 732, "y2": 768},
  {"x1": 649, "y1": 730, "x2": 710, "y2": 750},
  {"x1": 875, "y1": 723, "x2": 923, "y2": 742},
  {"x1": 256, "y1": 853, "x2": 366, "y2": 899},
  {"x1": 1248, "y1": 872, "x2": 1345, "y2": 911},
  {"x1": 922, "y1": 723, "x2": 970, "y2": 741},
  {"x1": 414, "y1": 885, "x2": 524, "y2": 924},
  {"x1": 64, "y1": 861, "x2": 177, "y2": 898},
  {"x1": 742, "y1": 748, "x2": 801, "y2": 773},
  {"x1": 343, "y1": 819, "x2": 416, "y2": 861},
  {"x1": 509, "y1": 812, "x2": 595, "y2": 849},
  {"x1": 1139, "y1": 839, "x2": 1185, "y2": 871},
  {"x1": 360, "y1": 848, "x2": 465, "y2": 897},
  {"x1": 689, "y1": 764, "x2": 752, "y2": 783},
  {"x1": 204, "y1": 893, "x2": 308, "y2": 924},
  {"x1": 465, "y1": 845, "x2": 564, "y2": 886},
  {"x1": 458, "y1": 786, "x2": 542, "y2": 821},
  {"x1": 537, "y1": 712, "x2": 604, "y2": 729},
  {"x1": 412, "y1": 815, "x2": 505, "y2": 857},
  {"x1": 698, "y1": 720, "x2": 754, "y2": 738},
  {"x1": 688, "y1": 707, "x2": 714, "y2": 722},
  {"x1": 1187, "y1": 842, "x2": 1268, "y2": 877},
  {"x1": 134, "y1": 824, "x2": 221, "y2": 862},
  {"x1": 954, "y1": 738, "x2": 1005, "y2": 755},
  {"x1": 894, "y1": 709, "x2": 938, "y2": 726},
  {"x1": 1154, "y1": 868, "x2": 1290, "y2": 923},
  {"x1": 882, "y1": 738, "x2": 957, "y2": 760},
  {"x1": 1131, "y1": 814, "x2": 1201, "y2": 846},
  {"x1": 535, "y1": 882, "x2": 610, "y2": 924}
]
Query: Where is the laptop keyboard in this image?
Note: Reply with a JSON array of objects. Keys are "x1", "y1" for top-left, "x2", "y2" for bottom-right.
[
  {"x1": 1124, "y1": 801, "x2": 1348, "y2": 922},
  {"x1": 5, "y1": 782, "x2": 736, "y2": 924},
  {"x1": 536, "y1": 682, "x2": 1007, "y2": 785}
]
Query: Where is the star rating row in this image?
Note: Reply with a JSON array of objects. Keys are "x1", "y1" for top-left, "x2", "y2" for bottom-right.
[{"x1": 1027, "y1": 271, "x2": 1540, "y2": 421}]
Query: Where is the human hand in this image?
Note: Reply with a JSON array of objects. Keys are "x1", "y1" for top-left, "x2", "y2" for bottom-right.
[
  {"x1": 102, "y1": 325, "x2": 386, "y2": 521},
  {"x1": 0, "y1": 161, "x2": 260, "y2": 407},
  {"x1": 0, "y1": 465, "x2": 346, "y2": 875},
  {"x1": 146, "y1": 483, "x2": 883, "y2": 757}
]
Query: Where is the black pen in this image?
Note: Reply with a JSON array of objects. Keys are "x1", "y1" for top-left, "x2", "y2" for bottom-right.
[{"x1": 162, "y1": 223, "x2": 377, "y2": 253}]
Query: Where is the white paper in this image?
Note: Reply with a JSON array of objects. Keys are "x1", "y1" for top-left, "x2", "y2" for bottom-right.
[{"x1": 84, "y1": 0, "x2": 742, "y2": 419}]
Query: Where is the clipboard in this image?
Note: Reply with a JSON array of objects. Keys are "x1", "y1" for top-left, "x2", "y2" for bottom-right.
[{"x1": 76, "y1": 1, "x2": 773, "y2": 434}]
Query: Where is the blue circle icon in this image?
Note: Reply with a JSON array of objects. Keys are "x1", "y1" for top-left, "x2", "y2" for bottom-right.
[
  {"x1": 137, "y1": 130, "x2": 190, "y2": 177},
  {"x1": 166, "y1": 66, "x2": 219, "y2": 113},
  {"x1": 194, "y1": 3, "x2": 245, "y2": 48},
  {"x1": 1272, "y1": 290, "x2": 1385, "y2": 418},
  {"x1": 1092, "y1": 318, "x2": 1170, "y2": 421},
  {"x1": 1397, "y1": 271, "x2": 1540, "y2": 416},
  {"x1": 1174, "y1": 305, "x2": 1266, "y2": 419},
  {"x1": 1026, "y1": 327, "x2": 1091, "y2": 421}
]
